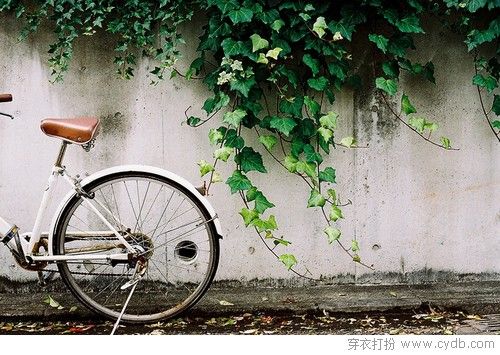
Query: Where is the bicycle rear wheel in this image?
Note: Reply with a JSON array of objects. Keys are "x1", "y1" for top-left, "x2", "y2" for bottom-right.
[{"x1": 53, "y1": 171, "x2": 219, "y2": 323}]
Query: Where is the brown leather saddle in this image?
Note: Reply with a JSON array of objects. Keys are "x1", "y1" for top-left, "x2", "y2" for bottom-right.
[{"x1": 40, "y1": 117, "x2": 100, "y2": 144}]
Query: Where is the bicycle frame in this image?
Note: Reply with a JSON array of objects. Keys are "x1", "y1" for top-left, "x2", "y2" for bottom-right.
[{"x1": 10, "y1": 141, "x2": 134, "y2": 264}]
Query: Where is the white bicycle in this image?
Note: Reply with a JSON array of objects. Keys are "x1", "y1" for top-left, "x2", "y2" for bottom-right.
[{"x1": 0, "y1": 93, "x2": 222, "y2": 324}]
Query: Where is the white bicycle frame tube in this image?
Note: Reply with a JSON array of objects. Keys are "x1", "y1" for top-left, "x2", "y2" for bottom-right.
[{"x1": 25, "y1": 165, "x2": 135, "y2": 262}]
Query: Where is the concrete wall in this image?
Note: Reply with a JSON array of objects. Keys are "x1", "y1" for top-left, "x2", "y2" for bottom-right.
[{"x1": 0, "y1": 15, "x2": 498, "y2": 285}]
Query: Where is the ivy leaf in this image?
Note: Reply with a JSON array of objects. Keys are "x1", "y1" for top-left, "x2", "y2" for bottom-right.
[
  {"x1": 304, "y1": 96, "x2": 321, "y2": 116},
  {"x1": 492, "y1": 95, "x2": 500, "y2": 116},
  {"x1": 329, "y1": 205, "x2": 343, "y2": 221},
  {"x1": 319, "y1": 111, "x2": 338, "y2": 130},
  {"x1": 318, "y1": 127, "x2": 333, "y2": 143},
  {"x1": 296, "y1": 161, "x2": 318, "y2": 180},
  {"x1": 230, "y1": 77, "x2": 256, "y2": 97},
  {"x1": 396, "y1": 14, "x2": 424, "y2": 34},
  {"x1": 266, "y1": 47, "x2": 282, "y2": 60},
  {"x1": 492, "y1": 120, "x2": 500, "y2": 129},
  {"x1": 251, "y1": 215, "x2": 278, "y2": 232},
  {"x1": 319, "y1": 167, "x2": 336, "y2": 183},
  {"x1": 303, "y1": 144, "x2": 323, "y2": 164},
  {"x1": 208, "y1": 128, "x2": 224, "y2": 145},
  {"x1": 279, "y1": 254, "x2": 297, "y2": 270},
  {"x1": 211, "y1": 172, "x2": 222, "y2": 183},
  {"x1": 303, "y1": 54, "x2": 320, "y2": 76},
  {"x1": 307, "y1": 189, "x2": 326, "y2": 208},
  {"x1": 228, "y1": 7, "x2": 253, "y2": 24},
  {"x1": 368, "y1": 34, "x2": 389, "y2": 53},
  {"x1": 187, "y1": 116, "x2": 201, "y2": 127},
  {"x1": 221, "y1": 38, "x2": 248, "y2": 57},
  {"x1": 408, "y1": 117, "x2": 426, "y2": 134},
  {"x1": 279, "y1": 96, "x2": 304, "y2": 117},
  {"x1": 271, "y1": 19, "x2": 285, "y2": 32},
  {"x1": 284, "y1": 155, "x2": 299, "y2": 173},
  {"x1": 223, "y1": 109, "x2": 247, "y2": 127},
  {"x1": 224, "y1": 129, "x2": 245, "y2": 149},
  {"x1": 375, "y1": 77, "x2": 398, "y2": 96},
  {"x1": 472, "y1": 74, "x2": 498, "y2": 93},
  {"x1": 440, "y1": 136, "x2": 451, "y2": 149},
  {"x1": 401, "y1": 94, "x2": 417, "y2": 115},
  {"x1": 246, "y1": 187, "x2": 275, "y2": 213},
  {"x1": 270, "y1": 116, "x2": 297, "y2": 136},
  {"x1": 382, "y1": 61, "x2": 400, "y2": 78},
  {"x1": 339, "y1": 136, "x2": 356, "y2": 147},
  {"x1": 468, "y1": 0, "x2": 487, "y2": 12},
  {"x1": 197, "y1": 160, "x2": 215, "y2": 177},
  {"x1": 313, "y1": 16, "x2": 328, "y2": 38},
  {"x1": 327, "y1": 188, "x2": 337, "y2": 203},
  {"x1": 307, "y1": 76, "x2": 329, "y2": 91},
  {"x1": 226, "y1": 170, "x2": 252, "y2": 194},
  {"x1": 250, "y1": 33, "x2": 269, "y2": 52},
  {"x1": 239, "y1": 208, "x2": 259, "y2": 226},
  {"x1": 351, "y1": 240, "x2": 360, "y2": 252},
  {"x1": 256, "y1": 53, "x2": 269, "y2": 64},
  {"x1": 259, "y1": 135, "x2": 278, "y2": 150},
  {"x1": 324, "y1": 226, "x2": 341, "y2": 244},
  {"x1": 235, "y1": 147, "x2": 267, "y2": 173},
  {"x1": 214, "y1": 147, "x2": 233, "y2": 162}
]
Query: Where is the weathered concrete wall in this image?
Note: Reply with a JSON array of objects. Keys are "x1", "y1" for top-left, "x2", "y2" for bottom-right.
[{"x1": 0, "y1": 15, "x2": 498, "y2": 285}]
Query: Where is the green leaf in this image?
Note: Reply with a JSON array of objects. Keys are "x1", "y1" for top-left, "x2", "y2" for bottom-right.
[
  {"x1": 197, "y1": 160, "x2": 215, "y2": 177},
  {"x1": 473, "y1": 74, "x2": 498, "y2": 93},
  {"x1": 246, "y1": 187, "x2": 275, "y2": 213},
  {"x1": 313, "y1": 16, "x2": 328, "y2": 38},
  {"x1": 44, "y1": 295, "x2": 62, "y2": 309},
  {"x1": 351, "y1": 240, "x2": 360, "y2": 252},
  {"x1": 375, "y1": 77, "x2": 398, "y2": 96},
  {"x1": 396, "y1": 14, "x2": 424, "y2": 34},
  {"x1": 239, "y1": 208, "x2": 259, "y2": 226},
  {"x1": 223, "y1": 109, "x2": 247, "y2": 127},
  {"x1": 256, "y1": 53, "x2": 269, "y2": 64},
  {"x1": 279, "y1": 254, "x2": 297, "y2": 270},
  {"x1": 408, "y1": 117, "x2": 426, "y2": 133},
  {"x1": 296, "y1": 161, "x2": 318, "y2": 179},
  {"x1": 401, "y1": 94, "x2": 417, "y2": 115},
  {"x1": 228, "y1": 7, "x2": 254, "y2": 24},
  {"x1": 266, "y1": 47, "x2": 282, "y2": 60},
  {"x1": 492, "y1": 95, "x2": 500, "y2": 116},
  {"x1": 324, "y1": 226, "x2": 341, "y2": 244},
  {"x1": 226, "y1": 170, "x2": 252, "y2": 194},
  {"x1": 318, "y1": 127, "x2": 333, "y2": 143},
  {"x1": 468, "y1": 0, "x2": 487, "y2": 12},
  {"x1": 329, "y1": 205, "x2": 343, "y2": 221},
  {"x1": 235, "y1": 147, "x2": 267, "y2": 173},
  {"x1": 307, "y1": 76, "x2": 329, "y2": 91},
  {"x1": 279, "y1": 96, "x2": 304, "y2": 117},
  {"x1": 368, "y1": 34, "x2": 389, "y2": 53},
  {"x1": 339, "y1": 136, "x2": 356, "y2": 147},
  {"x1": 382, "y1": 61, "x2": 400, "y2": 78},
  {"x1": 271, "y1": 19, "x2": 285, "y2": 32},
  {"x1": 208, "y1": 128, "x2": 224, "y2": 145},
  {"x1": 224, "y1": 129, "x2": 245, "y2": 149},
  {"x1": 319, "y1": 167, "x2": 336, "y2": 183},
  {"x1": 304, "y1": 96, "x2": 321, "y2": 116},
  {"x1": 214, "y1": 147, "x2": 233, "y2": 162},
  {"x1": 251, "y1": 215, "x2": 278, "y2": 232},
  {"x1": 327, "y1": 188, "x2": 337, "y2": 202},
  {"x1": 187, "y1": 116, "x2": 201, "y2": 127},
  {"x1": 492, "y1": 120, "x2": 500, "y2": 129},
  {"x1": 319, "y1": 111, "x2": 339, "y2": 130},
  {"x1": 230, "y1": 77, "x2": 256, "y2": 97},
  {"x1": 259, "y1": 135, "x2": 278, "y2": 150},
  {"x1": 307, "y1": 189, "x2": 326, "y2": 208},
  {"x1": 284, "y1": 155, "x2": 299, "y2": 173},
  {"x1": 352, "y1": 254, "x2": 361, "y2": 263},
  {"x1": 250, "y1": 33, "x2": 269, "y2": 52},
  {"x1": 270, "y1": 116, "x2": 297, "y2": 136},
  {"x1": 221, "y1": 38, "x2": 248, "y2": 57},
  {"x1": 424, "y1": 121, "x2": 438, "y2": 133},
  {"x1": 440, "y1": 136, "x2": 451, "y2": 149},
  {"x1": 303, "y1": 144, "x2": 323, "y2": 164},
  {"x1": 303, "y1": 54, "x2": 320, "y2": 76}
]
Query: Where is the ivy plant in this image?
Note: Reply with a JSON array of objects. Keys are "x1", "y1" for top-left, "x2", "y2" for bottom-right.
[{"x1": 1, "y1": 0, "x2": 498, "y2": 276}]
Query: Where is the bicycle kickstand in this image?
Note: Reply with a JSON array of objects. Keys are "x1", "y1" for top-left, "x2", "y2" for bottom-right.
[{"x1": 110, "y1": 260, "x2": 147, "y2": 335}]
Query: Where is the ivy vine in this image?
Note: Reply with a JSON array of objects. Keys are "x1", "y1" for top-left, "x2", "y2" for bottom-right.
[{"x1": 1, "y1": 0, "x2": 499, "y2": 275}]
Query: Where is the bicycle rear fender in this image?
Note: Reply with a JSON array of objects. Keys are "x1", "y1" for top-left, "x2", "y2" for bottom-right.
[{"x1": 47, "y1": 165, "x2": 223, "y2": 254}]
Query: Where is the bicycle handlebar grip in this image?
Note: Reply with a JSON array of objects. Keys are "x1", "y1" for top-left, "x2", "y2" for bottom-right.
[{"x1": 0, "y1": 94, "x2": 13, "y2": 102}]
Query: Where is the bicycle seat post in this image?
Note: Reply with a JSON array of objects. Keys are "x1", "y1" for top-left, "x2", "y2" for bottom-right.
[{"x1": 55, "y1": 141, "x2": 69, "y2": 168}]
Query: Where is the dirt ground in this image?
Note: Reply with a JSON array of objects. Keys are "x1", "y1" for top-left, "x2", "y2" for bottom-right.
[{"x1": 0, "y1": 305, "x2": 497, "y2": 335}]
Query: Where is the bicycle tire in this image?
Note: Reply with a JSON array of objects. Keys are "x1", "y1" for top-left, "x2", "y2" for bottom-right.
[{"x1": 53, "y1": 171, "x2": 220, "y2": 323}]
